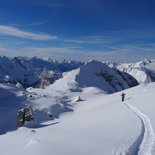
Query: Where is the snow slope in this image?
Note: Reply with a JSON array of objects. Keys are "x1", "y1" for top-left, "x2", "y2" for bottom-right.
[{"x1": 0, "y1": 78, "x2": 155, "y2": 154}]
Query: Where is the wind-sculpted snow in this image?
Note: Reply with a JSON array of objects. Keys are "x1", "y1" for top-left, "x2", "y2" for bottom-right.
[{"x1": 124, "y1": 101, "x2": 155, "y2": 155}]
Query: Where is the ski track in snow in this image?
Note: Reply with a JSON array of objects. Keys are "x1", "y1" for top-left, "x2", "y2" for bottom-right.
[{"x1": 124, "y1": 101, "x2": 155, "y2": 155}]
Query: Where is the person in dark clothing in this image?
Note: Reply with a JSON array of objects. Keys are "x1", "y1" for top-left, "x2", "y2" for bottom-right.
[{"x1": 121, "y1": 92, "x2": 126, "y2": 102}]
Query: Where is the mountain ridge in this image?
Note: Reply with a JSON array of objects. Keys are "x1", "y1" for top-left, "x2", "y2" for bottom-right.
[{"x1": 0, "y1": 56, "x2": 155, "y2": 91}]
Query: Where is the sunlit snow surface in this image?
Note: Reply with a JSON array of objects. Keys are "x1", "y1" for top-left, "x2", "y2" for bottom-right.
[{"x1": 0, "y1": 76, "x2": 155, "y2": 154}]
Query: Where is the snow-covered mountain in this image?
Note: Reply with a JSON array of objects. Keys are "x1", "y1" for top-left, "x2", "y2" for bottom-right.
[
  {"x1": 52, "y1": 60, "x2": 138, "y2": 94},
  {"x1": 1, "y1": 56, "x2": 155, "y2": 88},
  {"x1": 0, "y1": 56, "x2": 84, "y2": 88},
  {"x1": 0, "y1": 56, "x2": 139, "y2": 91},
  {"x1": 112, "y1": 59, "x2": 155, "y2": 84}
]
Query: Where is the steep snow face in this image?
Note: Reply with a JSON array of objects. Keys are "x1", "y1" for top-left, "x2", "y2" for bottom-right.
[
  {"x1": 116, "y1": 59, "x2": 155, "y2": 84},
  {"x1": 50, "y1": 60, "x2": 138, "y2": 94},
  {"x1": 75, "y1": 60, "x2": 138, "y2": 93}
]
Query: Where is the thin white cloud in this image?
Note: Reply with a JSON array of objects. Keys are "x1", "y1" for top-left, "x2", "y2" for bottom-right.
[
  {"x1": 64, "y1": 28, "x2": 155, "y2": 46},
  {"x1": 64, "y1": 36, "x2": 111, "y2": 45},
  {"x1": 0, "y1": 25, "x2": 58, "y2": 40}
]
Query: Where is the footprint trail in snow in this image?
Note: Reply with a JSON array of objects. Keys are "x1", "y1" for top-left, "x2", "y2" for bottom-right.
[{"x1": 124, "y1": 101, "x2": 155, "y2": 155}]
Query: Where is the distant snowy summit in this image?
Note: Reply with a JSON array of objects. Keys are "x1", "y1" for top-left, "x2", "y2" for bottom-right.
[
  {"x1": 75, "y1": 60, "x2": 138, "y2": 93},
  {"x1": 0, "y1": 56, "x2": 154, "y2": 91},
  {"x1": 113, "y1": 59, "x2": 155, "y2": 84},
  {"x1": 0, "y1": 56, "x2": 84, "y2": 88}
]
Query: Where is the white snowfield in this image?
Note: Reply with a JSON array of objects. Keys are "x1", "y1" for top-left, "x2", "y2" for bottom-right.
[{"x1": 0, "y1": 81, "x2": 155, "y2": 154}]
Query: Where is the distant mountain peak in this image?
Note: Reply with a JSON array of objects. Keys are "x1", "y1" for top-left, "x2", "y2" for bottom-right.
[{"x1": 115, "y1": 59, "x2": 155, "y2": 84}]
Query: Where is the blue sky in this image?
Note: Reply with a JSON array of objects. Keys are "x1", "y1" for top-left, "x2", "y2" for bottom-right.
[{"x1": 0, "y1": 0, "x2": 155, "y2": 62}]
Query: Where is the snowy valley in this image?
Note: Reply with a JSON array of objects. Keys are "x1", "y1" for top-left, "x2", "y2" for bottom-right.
[{"x1": 0, "y1": 57, "x2": 155, "y2": 155}]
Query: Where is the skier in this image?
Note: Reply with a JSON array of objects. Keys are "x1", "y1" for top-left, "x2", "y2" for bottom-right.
[{"x1": 121, "y1": 92, "x2": 126, "y2": 102}]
